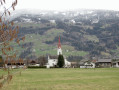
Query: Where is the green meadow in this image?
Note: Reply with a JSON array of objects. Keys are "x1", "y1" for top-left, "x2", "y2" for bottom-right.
[
  {"x1": 0, "y1": 69, "x2": 19, "y2": 76},
  {"x1": 7, "y1": 28, "x2": 88, "y2": 58},
  {"x1": 1, "y1": 68, "x2": 119, "y2": 90}
]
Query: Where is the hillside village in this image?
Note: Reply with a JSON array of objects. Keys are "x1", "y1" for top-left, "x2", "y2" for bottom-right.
[
  {"x1": 1, "y1": 10, "x2": 119, "y2": 69},
  {"x1": 0, "y1": 36, "x2": 119, "y2": 69},
  {"x1": 12, "y1": 10, "x2": 119, "y2": 59},
  {"x1": 1, "y1": 0, "x2": 119, "y2": 89}
]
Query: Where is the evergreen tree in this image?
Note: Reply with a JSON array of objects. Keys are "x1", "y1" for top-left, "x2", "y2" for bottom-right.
[{"x1": 57, "y1": 54, "x2": 65, "y2": 68}]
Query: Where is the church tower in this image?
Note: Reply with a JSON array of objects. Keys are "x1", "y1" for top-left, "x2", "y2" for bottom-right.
[{"x1": 57, "y1": 36, "x2": 62, "y2": 55}]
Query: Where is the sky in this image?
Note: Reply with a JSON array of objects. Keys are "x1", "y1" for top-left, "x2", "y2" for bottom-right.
[{"x1": 8, "y1": 0, "x2": 119, "y2": 11}]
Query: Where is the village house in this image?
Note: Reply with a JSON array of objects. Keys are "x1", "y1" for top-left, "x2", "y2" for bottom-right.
[
  {"x1": 70, "y1": 62, "x2": 79, "y2": 68},
  {"x1": 30, "y1": 60, "x2": 37, "y2": 65},
  {"x1": 24, "y1": 59, "x2": 40, "y2": 67},
  {"x1": 4, "y1": 59, "x2": 25, "y2": 69},
  {"x1": 79, "y1": 60, "x2": 95, "y2": 68},
  {"x1": 112, "y1": 59, "x2": 119, "y2": 68},
  {"x1": 96, "y1": 59, "x2": 112, "y2": 68},
  {"x1": 112, "y1": 61, "x2": 119, "y2": 68},
  {"x1": 47, "y1": 56, "x2": 58, "y2": 67}
]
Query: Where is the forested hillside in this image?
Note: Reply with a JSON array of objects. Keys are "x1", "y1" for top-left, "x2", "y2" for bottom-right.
[{"x1": 10, "y1": 9, "x2": 119, "y2": 60}]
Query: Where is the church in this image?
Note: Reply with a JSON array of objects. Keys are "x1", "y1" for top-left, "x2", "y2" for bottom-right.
[{"x1": 46, "y1": 36, "x2": 71, "y2": 68}]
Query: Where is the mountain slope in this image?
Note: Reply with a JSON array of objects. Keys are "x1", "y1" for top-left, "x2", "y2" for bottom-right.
[{"x1": 11, "y1": 9, "x2": 119, "y2": 60}]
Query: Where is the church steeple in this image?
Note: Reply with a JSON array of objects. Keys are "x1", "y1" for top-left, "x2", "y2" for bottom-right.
[
  {"x1": 58, "y1": 36, "x2": 61, "y2": 48},
  {"x1": 57, "y1": 36, "x2": 62, "y2": 55}
]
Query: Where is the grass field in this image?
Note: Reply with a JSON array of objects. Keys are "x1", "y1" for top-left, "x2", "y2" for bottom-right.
[
  {"x1": 1, "y1": 68, "x2": 119, "y2": 90},
  {"x1": 0, "y1": 69, "x2": 19, "y2": 76},
  {"x1": 0, "y1": 69, "x2": 8, "y2": 76}
]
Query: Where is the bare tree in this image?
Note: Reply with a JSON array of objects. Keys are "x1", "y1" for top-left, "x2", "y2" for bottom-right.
[
  {"x1": 0, "y1": 0, "x2": 25, "y2": 69},
  {"x1": 38, "y1": 56, "x2": 47, "y2": 67}
]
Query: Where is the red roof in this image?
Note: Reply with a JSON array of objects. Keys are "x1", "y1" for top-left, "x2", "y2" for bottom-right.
[{"x1": 58, "y1": 36, "x2": 61, "y2": 48}]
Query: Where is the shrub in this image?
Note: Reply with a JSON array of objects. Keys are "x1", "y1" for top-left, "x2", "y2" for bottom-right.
[{"x1": 28, "y1": 66, "x2": 46, "y2": 68}]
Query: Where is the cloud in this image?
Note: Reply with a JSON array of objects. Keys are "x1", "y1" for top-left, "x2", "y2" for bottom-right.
[{"x1": 16, "y1": 0, "x2": 119, "y2": 11}]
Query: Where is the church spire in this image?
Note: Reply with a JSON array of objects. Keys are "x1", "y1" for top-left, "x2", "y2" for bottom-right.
[
  {"x1": 57, "y1": 36, "x2": 62, "y2": 55},
  {"x1": 58, "y1": 36, "x2": 61, "y2": 48}
]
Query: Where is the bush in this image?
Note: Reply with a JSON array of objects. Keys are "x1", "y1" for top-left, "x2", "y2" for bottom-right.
[{"x1": 28, "y1": 66, "x2": 46, "y2": 68}]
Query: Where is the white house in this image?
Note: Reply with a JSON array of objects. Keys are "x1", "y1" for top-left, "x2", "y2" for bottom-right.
[
  {"x1": 79, "y1": 60, "x2": 95, "y2": 68},
  {"x1": 47, "y1": 56, "x2": 58, "y2": 67},
  {"x1": 112, "y1": 61, "x2": 119, "y2": 68},
  {"x1": 84, "y1": 62, "x2": 95, "y2": 68},
  {"x1": 47, "y1": 36, "x2": 71, "y2": 68}
]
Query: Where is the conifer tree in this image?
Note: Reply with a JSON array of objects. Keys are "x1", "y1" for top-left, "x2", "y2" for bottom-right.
[{"x1": 57, "y1": 54, "x2": 64, "y2": 68}]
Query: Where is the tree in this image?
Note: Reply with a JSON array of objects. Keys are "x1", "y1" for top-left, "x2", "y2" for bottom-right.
[
  {"x1": 0, "y1": 0, "x2": 25, "y2": 68},
  {"x1": 57, "y1": 54, "x2": 65, "y2": 68},
  {"x1": 38, "y1": 56, "x2": 46, "y2": 67}
]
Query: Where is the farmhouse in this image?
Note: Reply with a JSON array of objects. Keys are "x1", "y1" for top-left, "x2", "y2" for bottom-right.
[
  {"x1": 96, "y1": 59, "x2": 112, "y2": 68},
  {"x1": 3, "y1": 59, "x2": 25, "y2": 69},
  {"x1": 112, "y1": 60, "x2": 119, "y2": 68},
  {"x1": 79, "y1": 60, "x2": 95, "y2": 68},
  {"x1": 47, "y1": 36, "x2": 71, "y2": 68},
  {"x1": 71, "y1": 62, "x2": 78, "y2": 68}
]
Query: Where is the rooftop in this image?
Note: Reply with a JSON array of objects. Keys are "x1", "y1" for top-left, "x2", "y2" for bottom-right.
[{"x1": 97, "y1": 59, "x2": 111, "y2": 62}]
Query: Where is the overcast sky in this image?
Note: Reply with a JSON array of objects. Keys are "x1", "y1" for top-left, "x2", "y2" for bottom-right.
[{"x1": 14, "y1": 0, "x2": 119, "y2": 11}]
